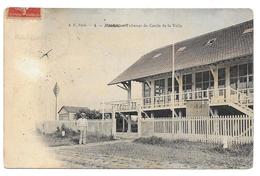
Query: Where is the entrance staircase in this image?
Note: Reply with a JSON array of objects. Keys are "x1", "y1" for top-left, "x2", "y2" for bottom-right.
[{"x1": 228, "y1": 87, "x2": 253, "y2": 116}]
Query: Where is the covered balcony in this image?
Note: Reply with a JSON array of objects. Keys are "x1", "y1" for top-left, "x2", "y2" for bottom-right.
[{"x1": 104, "y1": 86, "x2": 253, "y2": 115}]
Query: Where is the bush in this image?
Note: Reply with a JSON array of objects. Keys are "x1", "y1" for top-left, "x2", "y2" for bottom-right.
[
  {"x1": 134, "y1": 136, "x2": 165, "y2": 145},
  {"x1": 211, "y1": 143, "x2": 253, "y2": 156},
  {"x1": 55, "y1": 124, "x2": 79, "y2": 138}
]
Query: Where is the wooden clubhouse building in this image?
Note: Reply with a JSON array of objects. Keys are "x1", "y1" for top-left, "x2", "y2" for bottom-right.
[{"x1": 104, "y1": 20, "x2": 253, "y2": 134}]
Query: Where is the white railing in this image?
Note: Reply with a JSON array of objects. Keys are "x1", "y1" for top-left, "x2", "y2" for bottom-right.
[
  {"x1": 147, "y1": 115, "x2": 253, "y2": 145},
  {"x1": 110, "y1": 98, "x2": 140, "y2": 111},
  {"x1": 230, "y1": 87, "x2": 253, "y2": 107},
  {"x1": 105, "y1": 87, "x2": 253, "y2": 112}
]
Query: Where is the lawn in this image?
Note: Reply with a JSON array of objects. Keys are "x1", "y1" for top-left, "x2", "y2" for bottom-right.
[
  {"x1": 37, "y1": 128, "x2": 114, "y2": 147},
  {"x1": 51, "y1": 136, "x2": 253, "y2": 169}
]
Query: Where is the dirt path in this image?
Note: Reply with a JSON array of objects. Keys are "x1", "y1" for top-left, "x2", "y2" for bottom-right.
[
  {"x1": 51, "y1": 140, "x2": 252, "y2": 169},
  {"x1": 52, "y1": 140, "x2": 186, "y2": 168}
]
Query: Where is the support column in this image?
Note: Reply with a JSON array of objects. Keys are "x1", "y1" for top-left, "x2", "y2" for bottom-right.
[
  {"x1": 165, "y1": 78, "x2": 168, "y2": 106},
  {"x1": 165, "y1": 78, "x2": 168, "y2": 94},
  {"x1": 150, "y1": 80, "x2": 155, "y2": 108},
  {"x1": 213, "y1": 109, "x2": 219, "y2": 135},
  {"x1": 127, "y1": 81, "x2": 132, "y2": 133},
  {"x1": 172, "y1": 45, "x2": 175, "y2": 117},
  {"x1": 178, "y1": 111, "x2": 182, "y2": 117},
  {"x1": 192, "y1": 73, "x2": 196, "y2": 99},
  {"x1": 178, "y1": 75, "x2": 183, "y2": 105},
  {"x1": 127, "y1": 81, "x2": 132, "y2": 100},
  {"x1": 138, "y1": 107, "x2": 142, "y2": 137},
  {"x1": 225, "y1": 66, "x2": 230, "y2": 101},
  {"x1": 122, "y1": 117, "x2": 125, "y2": 132},
  {"x1": 212, "y1": 67, "x2": 218, "y2": 99},
  {"x1": 127, "y1": 115, "x2": 131, "y2": 133}
]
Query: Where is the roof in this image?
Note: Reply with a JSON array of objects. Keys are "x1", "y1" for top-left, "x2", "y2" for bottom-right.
[
  {"x1": 109, "y1": 20, "x2": 253, "y2": 85},
  {"x1": 58, "y1": 106, "x2": 90, "y2": 114}
]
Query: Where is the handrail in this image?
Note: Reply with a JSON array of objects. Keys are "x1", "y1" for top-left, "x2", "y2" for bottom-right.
[{"x1": 103, "y1": 87, "x2": 253, "y2": 111}]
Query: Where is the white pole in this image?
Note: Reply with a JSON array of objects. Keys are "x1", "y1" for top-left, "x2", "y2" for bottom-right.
[{"x1": 172, "y1": 45, "x2": 175, "y2": 118}]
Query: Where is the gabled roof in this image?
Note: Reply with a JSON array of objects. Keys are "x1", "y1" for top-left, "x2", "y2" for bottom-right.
[
  {"x1": 108, "y1": 20, "x2": 253, "y2": 85},
  {"x1": 58, "y1": 106, "x2": 90, "y2": 114}
]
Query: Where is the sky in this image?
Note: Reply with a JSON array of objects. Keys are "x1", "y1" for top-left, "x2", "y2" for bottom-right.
[{"x1": 5, "y1": 9, "x2": 253, "y2": 122}]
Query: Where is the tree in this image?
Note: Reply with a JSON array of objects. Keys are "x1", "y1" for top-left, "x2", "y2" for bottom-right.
[{"x1": 74, "y1": 108, "x2": 102, "y2": 120}]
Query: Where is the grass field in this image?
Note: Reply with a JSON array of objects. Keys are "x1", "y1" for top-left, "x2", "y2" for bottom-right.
[
  {"x1": 37, "y1": 130, "x2": 114, "y2": 147},
  {"x1": 49, "y1": 136, "x2": 253, "y2": 169}
]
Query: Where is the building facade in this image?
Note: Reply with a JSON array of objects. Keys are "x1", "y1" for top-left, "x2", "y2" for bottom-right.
[
  {"x1": 58, "y1": 106, "x2": 90, "y2": 121},
  {"x1": 104, "y1": 20, "x2": 253, "y2": 134}
]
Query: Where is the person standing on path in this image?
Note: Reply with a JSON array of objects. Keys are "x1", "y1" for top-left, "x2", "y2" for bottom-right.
[{"x1": 77, "y1": 112, "x2": 88, "y2": 144}]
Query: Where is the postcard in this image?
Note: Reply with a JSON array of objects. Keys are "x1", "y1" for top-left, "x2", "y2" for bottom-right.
[{"x1": 4, "y1": 8, "x2": 253, "y2": 168}]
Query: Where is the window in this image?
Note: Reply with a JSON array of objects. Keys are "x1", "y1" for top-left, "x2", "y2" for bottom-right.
[
  {"x1": 153, "y1": 53, "x2": 162, "y2": 58},
  {"x1": 195, "y1": 71, "x2": 214, "y2": 90},
  {"x1": 239, "y1": 64, "x2": 247, "y2": 89},
  {"x1": 230, "y1": 63, "x2": 253, "y2": 89},
  {"x1": 174, "y1": 78, "x2": 179, "y2": 93},
  {"x1": 154, "y1": 79, "x2": 165, "y2": 96},
  {"x1": 218, "y1": 68, "x2": 226, "y2": 88},
  {"x1": 205, "y1": 38, "x2": 216, "y2": 46},
  {"x1": 248, "y1": 63, "x2": 253, "y2": 88},
  {"x1": 242, "y1": 28, "x2": 253, "y2": 35},
  {"x1": 167, "y1": 78, "x2": 172, "y2": 93},
  {"x1": 143, "y1": 82, "x2": 151, "y2": 97},
  {"x1": 183, "y1": 74, "x2": 192, "y2": 91},
  {"x1": 177, "y1": 46, "x2": 186, "y2": 52},
  {"x1": 195, "y1": 72, "x2": 202, "y2": 90}
]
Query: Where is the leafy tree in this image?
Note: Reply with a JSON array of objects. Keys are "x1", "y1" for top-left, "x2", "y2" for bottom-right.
[{"x1": 74, "y1": 108, "x2": 102, "y2": 120}]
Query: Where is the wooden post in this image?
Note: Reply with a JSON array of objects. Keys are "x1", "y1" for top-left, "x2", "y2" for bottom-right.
[
  {"x1": 122, "y1": 117, "x2": 125, "y2": 132},
  {"x1": 127, "y1": 81, "x2": 132, "y2": 133},
  {"x1": 225, "y1": 66, "x2": 230, "y2": 102},
  {"x1": 165, "y1": 77, "x2": 168, "y2": 106},
  {"x1": 151, "y1": 80, "x2": 155, "y2": 108},
  {"x1": 151, "y1": 113, "x2": 155, "y2": 133},
  {"x1": 127, "y1": 81, "x2": 132, "y2": 100},
  {"x1": 214, "y1": 109, "x2": 219, "y2": 135},
  {"x1": 172, "y1": 45, "x2": 175, "y2": 117},
  {"x1": 127, "y1": 115, "x2": 131, "y2": 133},
  {"x1": 179, "y1": 75, "x2": 183, "y2": 105},
  {"x1": 138, "y1": 106, "x2": 142, "y2": 137},
  {"x1": 210, "y1": 66, "x2": 218, "y2": 99},
  {"x1": 214, "y1": 68, "x2": 218, "y2": 100},
  {"x1": 192, "y1": 72, "x2": 195, "y2": 99}
]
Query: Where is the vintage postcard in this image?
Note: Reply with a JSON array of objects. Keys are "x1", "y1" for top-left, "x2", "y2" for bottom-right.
[{"x1": 4, "y1": 8, "x2": 253, "y2": 168}]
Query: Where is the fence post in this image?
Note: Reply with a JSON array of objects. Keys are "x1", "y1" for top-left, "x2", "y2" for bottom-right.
[
  {"x1": 206, "y1": 116, "x2": 209, "y2": 143},
  {"x1": 179, "y1": 117, "x2": 183, "y2": 136},
  {"x1": 188, "y1": 116, "x2": 191, "y2": 138}
]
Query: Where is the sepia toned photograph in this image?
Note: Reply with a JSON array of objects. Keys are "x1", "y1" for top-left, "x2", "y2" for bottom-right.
[{"x1": 4, "y1": 8, "x2": 253, "y2": 169}]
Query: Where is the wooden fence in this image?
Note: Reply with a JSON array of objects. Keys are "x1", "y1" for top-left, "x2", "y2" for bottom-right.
[
  {"x1": 142, "y1": 115, "x2": 253, "y2": 145},
  {"x1": 36, "y1": 119, "x2": 113, "y2": 136}
]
